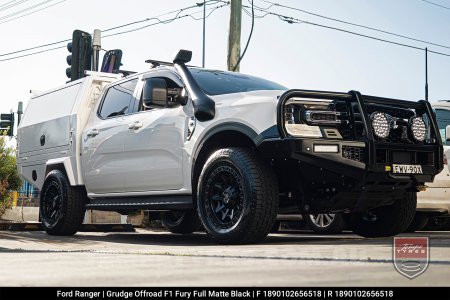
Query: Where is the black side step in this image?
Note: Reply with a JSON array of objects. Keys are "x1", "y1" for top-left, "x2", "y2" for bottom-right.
[{"x1": 86, "y1": 195, "x2": 193, "y2": 211}]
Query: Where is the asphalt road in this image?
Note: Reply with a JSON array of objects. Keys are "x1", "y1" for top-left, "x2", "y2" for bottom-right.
[{"x1": 0, "y1": 229, "x2": 449, "y2": 286}]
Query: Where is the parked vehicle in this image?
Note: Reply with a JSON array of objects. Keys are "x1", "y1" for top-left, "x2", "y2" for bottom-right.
[
  {"x1": 303, "y1": 213, "x2": 347, "y2": 234},
  {"x1": 17, "y1": 50, "x2": 443, "y2": 244},
  {"x1": 407, "y1": 101, "x2": 450, "y2": 232}
]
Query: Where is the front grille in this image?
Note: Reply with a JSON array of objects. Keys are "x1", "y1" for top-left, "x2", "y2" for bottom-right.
[{"x1": 342, "y1": 146, "x2": 365, "y2": 162}]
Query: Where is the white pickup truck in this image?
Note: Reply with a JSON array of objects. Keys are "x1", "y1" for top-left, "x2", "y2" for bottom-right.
[
  {"x1": 17, "y1": 50, "x2": 444, "y2": 244},
  {"x1": 409, "y1": 101, "x2": 450, "y2": 231}
]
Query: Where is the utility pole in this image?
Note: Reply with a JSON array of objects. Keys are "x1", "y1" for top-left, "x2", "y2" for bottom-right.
[
  {"x1": 227, "y1": 0, "x2": 242, "y2": 72},
  {"x1": 425, "y1": 47, "x2": 429, "y2": 101},
  {"x1": 202, "y1": 0, "x2": 206, "y2": 68}
]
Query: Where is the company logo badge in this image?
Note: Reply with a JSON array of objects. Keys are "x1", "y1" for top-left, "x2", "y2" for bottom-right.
[{"x1": 393, "y1": 237, "x2": 429, "y2": 279}]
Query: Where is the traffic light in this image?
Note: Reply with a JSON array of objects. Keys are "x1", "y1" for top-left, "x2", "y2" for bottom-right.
[
  {"x1": 0, "y1": 113, "x2": 14, "y2": 137},
  {"x1": 66, "y1": 29, "x2": 92, "y2": 81}
]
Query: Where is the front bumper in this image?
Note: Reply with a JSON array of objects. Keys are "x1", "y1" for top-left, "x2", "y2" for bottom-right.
[
  {"x1": 257, "y1": 89, "x2": 444, "y2": 212},
  {"x1": 258, "y1": 137, "x2": 441, "y2": 185}
]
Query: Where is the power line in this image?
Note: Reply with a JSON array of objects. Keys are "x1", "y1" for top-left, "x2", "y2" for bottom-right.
[
  {"x1": 0, "y1": 0, "x2": 28, "y2": 12},
  {"x1": 259, "y1": 0, "x2": 450, "y2": 50},
  {"x1": 0, "y1": 0, "x2": 66, "y2": 25},
  {"x1": 102, "y1": 2, "x2": 228, "y2": 38},
  {"x1": 0, "y1": 0, "x2": 53, "y2": 21},
  {"x1": 0, "y1": 0, "x2": 20, "y2": 9},
  {"x1": 234, "y1": 1, "x2": 450, "y2": 58},
  {"x1": 421, "y1": 0, "x2": 450, "y2": 10},
  {"x1": 0, "y1": 1, "x2": 206, "y2": 57},
  {"x1": 0, "y1": 1, "x2": 230, "y2": 62}
]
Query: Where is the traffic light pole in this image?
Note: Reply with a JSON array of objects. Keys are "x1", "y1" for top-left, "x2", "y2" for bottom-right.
[{"x1": 92, "y1": 29, "x2": 101, "y2": 72}]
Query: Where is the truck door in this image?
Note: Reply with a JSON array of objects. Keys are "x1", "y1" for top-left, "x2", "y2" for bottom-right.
[
  {"x1": 122, "y1": 75, "x2": 186, "y2": 192},
  {"x1": 82, "y1": 78, "x2": 139, "y2": 194}
]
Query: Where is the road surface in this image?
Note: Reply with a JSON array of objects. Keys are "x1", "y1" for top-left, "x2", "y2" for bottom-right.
[{"x1": 0, "y1": 229, "x2": 448, "y2": 286}]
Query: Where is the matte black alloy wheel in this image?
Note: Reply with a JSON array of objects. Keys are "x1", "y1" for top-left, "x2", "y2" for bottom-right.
[
  {"x1": 197, "y1": 148, "x2": 278, "y2": 244},
  {"x1": 204, "y1": 163, "x2": 245, "y2": 232},
  {"x1": 160, "y1": 210, "x2": 202, "y2": 234},
  {"x1": 41, "y1": 181, "x2": 63, "y2": 229},
  {"x1": 309, "y1": 214, "x2": 336, "y2": 228},
  {"x1": 40, "y1": 170, "x2": 86, "y2": 236}
]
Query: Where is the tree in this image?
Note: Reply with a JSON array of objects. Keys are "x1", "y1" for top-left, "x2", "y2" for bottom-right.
[{"x1": 0, "y1": 134, "x2": 21, "y2": 217}]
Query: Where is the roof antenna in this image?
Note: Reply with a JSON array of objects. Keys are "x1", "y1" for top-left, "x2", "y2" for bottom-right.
[{"x1": 425, "y1": 47, "x2": 429, "y2": 102}]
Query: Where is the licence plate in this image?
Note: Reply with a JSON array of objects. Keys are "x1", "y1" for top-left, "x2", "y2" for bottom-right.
[{"x1": 392, "y1": 164, "x2": 423, "y2": 174}]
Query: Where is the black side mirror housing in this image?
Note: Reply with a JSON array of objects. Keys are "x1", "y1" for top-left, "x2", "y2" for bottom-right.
[{"x1": 143, "y1": 78, "x2": 168, "y2": 108}]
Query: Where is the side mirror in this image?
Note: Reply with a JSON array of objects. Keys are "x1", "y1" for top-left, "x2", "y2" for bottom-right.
[
  {"x1": 174, "y1": 88, "x2": 189, "y2": 106},
  {"x1": 446, "y1": 125, "x2": 450, "y2": 142},
  {"x1": 101, "y1": 49, "x2": 123, "y2": 73},
  {"x1": 143, "y1": 78, "x2": 167, "y2": 108}
]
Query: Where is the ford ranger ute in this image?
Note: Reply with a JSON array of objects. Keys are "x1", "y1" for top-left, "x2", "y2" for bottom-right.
[{"x1": 17, "y1": 50, "x2": 443, "y2": 244}]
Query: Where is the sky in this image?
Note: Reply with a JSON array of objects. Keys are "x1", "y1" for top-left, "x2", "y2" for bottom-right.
[{"x1": 0, "y1": 0, "x2": 450, "y2": 123}]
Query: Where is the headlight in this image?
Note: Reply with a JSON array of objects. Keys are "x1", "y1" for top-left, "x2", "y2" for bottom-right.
[
  {"x1": 410, "y1": 116, "x2": 427, "y2": 142},
  {"x1": 370, "y1": 112, "x2": 390, "y2": 139}
]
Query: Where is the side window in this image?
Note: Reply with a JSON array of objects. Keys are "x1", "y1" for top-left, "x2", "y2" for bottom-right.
[
  {"x1": 99, "y1": 79, "x2": 138, "y2": 118},
  {"x1": 435, "y1": 109, "x2": 450, "y2": 146}
]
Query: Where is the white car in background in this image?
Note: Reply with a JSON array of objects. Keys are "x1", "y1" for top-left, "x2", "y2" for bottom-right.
[{"x1": 409, "y1": 100, "x2": 450, "y2": 231}]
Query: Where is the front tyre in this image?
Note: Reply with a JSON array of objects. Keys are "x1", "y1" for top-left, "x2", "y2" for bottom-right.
[
  {"x1": 197, "y1": 148, "x2": 278, "y2": 244},
  {"x1": 350, "y1": 192, "x2": 416, "y2": 238},
  {"x1": 40, "y1": 170, "x2": 86, "y2": 236},
  {"x1": 160, "y1": 210, "x2": 202, "y2": 234}
]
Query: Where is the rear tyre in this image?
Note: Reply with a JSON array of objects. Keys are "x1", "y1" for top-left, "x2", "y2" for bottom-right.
[
  {"x1": 405, "y1": 212, "x2": 429, "y2": 232},
  {"x1": 350, "y1": 192, "x2": 416, "y2": 238},
  {"x1": 160, "y1": 210, "x2": 202, "y2": 234},
  {"x1": 40, "y1": 170, "x2": 86, "y2": 236},
  {"x1": 197, "y1": 148, "x2": 278, "y2": 244},
  {"x1": 304, "y1": 213, "x2": 346, "y2": 234},
  {"x1": 270, "y1": 221, "x2": 281, "y2": 233}
]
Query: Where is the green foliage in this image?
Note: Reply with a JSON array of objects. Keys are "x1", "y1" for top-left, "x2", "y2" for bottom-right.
[{"x1": 0, "y1": 134, "x2": 21, "y2": 217}]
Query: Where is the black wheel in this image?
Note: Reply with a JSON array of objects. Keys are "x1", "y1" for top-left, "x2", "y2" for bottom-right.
[
  {"x1": 304, "y1": 213, "x2": 347, "y2": 234},
  {"x1": 405, "y1": 212, "x2": 429, "y2": 232},
  {"x1": 424, "y1": 217, "x2": 450, "y2": 231},
  {"x1": 40, "y1": 170, "x2": 86, "y2": 236},
  {"x1": 350, "y1": 192, "x2": 416, "y2": 238},
  {"x1": 270, "y1": 221, "x2": 281, "y2": 233},
  {"x1": 197, "y1": 148, "x2": 278, "y2": 244},
  {"x1": 160, "y1": 210, "x2": 202, "y2": 234}
]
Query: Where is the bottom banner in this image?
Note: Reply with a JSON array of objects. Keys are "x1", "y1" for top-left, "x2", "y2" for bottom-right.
[{"x1": 0, "y1": 287, "x2": 448, "y2": 300}]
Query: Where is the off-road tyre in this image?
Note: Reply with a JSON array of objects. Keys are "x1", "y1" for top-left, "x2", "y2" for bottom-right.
[
  {"x1": 197, "y1": 147, "x2": 278, "y2": 244},
  {"x1": 405, "y1": 212, "x2": 429, "y2": 232},
  {"x1": 350, "y1": 192, "x2": 416, "y2": 238},
  {"x1": 160, "y1": 210, "x2": 202, "y2": 234},
  {"x1": 40, "y1": 170, "x2": 86, "y2": 236}
]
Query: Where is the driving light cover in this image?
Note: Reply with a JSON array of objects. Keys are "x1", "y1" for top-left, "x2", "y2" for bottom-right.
[
  {"x1": 371, "y1": 112, "x2": 390, "y2": 139},
  {"x1": 410, "y1": 116, "x2": 427, "y2": 142},
  {"x1": 313, "y1": 144, "x2": 339, "y2": 153}
]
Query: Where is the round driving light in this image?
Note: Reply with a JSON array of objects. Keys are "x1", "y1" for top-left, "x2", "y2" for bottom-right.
[
  {"x1": 410, "y1": 116, "x2": 427, "y2": 141},
  {"x1": 370, "y1": 112, "x2": 390, "y2": 139}
]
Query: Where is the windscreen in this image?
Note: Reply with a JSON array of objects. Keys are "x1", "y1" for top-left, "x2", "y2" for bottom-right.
[{"x1": 190, "y1": 68, "x2": 287, "y2": 96}]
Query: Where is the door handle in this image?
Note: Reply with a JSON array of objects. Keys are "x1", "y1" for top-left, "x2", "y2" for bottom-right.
[
  {"x1": 128, "y1": 121, "x2": 143, "y2": 130},
  {"x1": 87, "y1": 129, "x2": 99, "y2": 137}
]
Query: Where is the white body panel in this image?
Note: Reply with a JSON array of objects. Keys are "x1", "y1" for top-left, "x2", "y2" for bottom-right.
[
  {"x1": 83, "y1": 87, "x2": 282, "y2": 198},
  {"x1": 18, "y1": 67, "x2": 284, "y2": 200},
  {"x1": 17, "y1": 73, "x2": 121, "y2": 190},
  {"x1": 417, "y1": 101, "x2": 450, "y2": 215}
]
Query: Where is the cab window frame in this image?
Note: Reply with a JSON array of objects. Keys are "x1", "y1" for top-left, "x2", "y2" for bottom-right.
[{"x1": 97, "y1": 77, "x2": 140, "y2": 120}]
